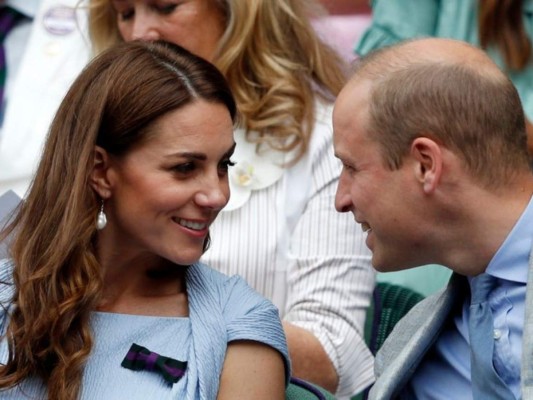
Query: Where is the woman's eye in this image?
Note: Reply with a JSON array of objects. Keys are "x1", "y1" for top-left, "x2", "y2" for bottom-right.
[
  {"x1": 118, "y1": 9, "x2": 134, "y2": 21},
  {"x1": 157, "y1": 3, "x2": 178, "y2": 15},
  {"x1": 219, "y1": 159, "x2": 236, "y2": 173},
  {"x1": 172, "y1": 162, "x2": 195, "y2": 174}
]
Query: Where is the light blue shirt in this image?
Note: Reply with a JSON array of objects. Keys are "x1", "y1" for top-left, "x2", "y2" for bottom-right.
[{"x1": 406, "y1": 196, "x2": 533, "y2": 399}]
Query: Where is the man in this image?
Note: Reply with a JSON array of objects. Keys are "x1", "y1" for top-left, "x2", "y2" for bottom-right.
[
  {"x1": 333, "y1": 37, "x2": 533, "y2": 399},
  {"x1": 0, "y1": 0, "x2": 90, "y2": 197}
]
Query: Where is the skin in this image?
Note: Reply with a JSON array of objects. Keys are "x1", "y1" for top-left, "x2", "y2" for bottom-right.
[
  {"x1": 90, "y1": 99, "x2": 285, "y2": 398},
  {"x1": 334, "y1": 38, "x2": 533, "y2": 277},
  {"x1": 111, "y1": 0, "x2": 226, "y2": 62},
  {"x1": 109, "y1": 0, "x2": 340, "y2": 391},
  {"x1": 92, "y1": 100, "x2": 235, "y2": 315}
]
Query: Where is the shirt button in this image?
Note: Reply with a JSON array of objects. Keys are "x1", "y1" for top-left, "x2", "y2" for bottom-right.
[{"x1": 493, "y1": 329, "x2": 502, "y2": 340}]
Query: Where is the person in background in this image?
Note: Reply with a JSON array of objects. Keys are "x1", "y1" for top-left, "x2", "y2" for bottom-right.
[
  {"x1": 356, "y1": 0, "x2": 533, "y2": 155},
  {"x1": 314, "y1": 0, "x2": 372, "y2": 63},
  {"x1": 334, "y1": 37, "x2": 533, "y2": 399},
  {"x1": 88, "y1": 0, "x2": 376, "y2": 397},
  {"x1": 0, "y1": 40, "x2": 289, "y2": 399},
  {"x1": 0, "y1": 0, "x2": 90, "y2": 197}
]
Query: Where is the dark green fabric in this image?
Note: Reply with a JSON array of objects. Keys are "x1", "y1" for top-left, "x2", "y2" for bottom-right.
[
  {"x1": 285, "y1": 378, "x2": 336, "y2": 399},
  {"x1": 366, "y1": 282, "x2": 425, "y2": 355},
  {"x1": 352, "y1": 282, "x2": 425, "y2": 400},
  {"x1": 285, "y1": 283, "x2": 425, "y2": 400}
]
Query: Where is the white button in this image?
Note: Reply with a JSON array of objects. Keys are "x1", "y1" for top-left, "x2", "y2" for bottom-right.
[{"x1": 493, "y1": 329, "x2": 502, "y2": 340}]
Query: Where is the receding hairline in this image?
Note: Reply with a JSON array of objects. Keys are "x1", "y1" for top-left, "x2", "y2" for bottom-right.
[{"x1": 348, "y1": 38, "x2": 506, "y2": 88}]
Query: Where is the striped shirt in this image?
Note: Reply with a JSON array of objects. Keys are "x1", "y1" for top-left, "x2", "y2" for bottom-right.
[{"x1": 202, "y1": 101, "x2": 376, "y2": 398}]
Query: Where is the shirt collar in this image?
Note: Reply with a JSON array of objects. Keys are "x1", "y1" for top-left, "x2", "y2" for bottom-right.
[{"x1": 485, "y1": 195, "x2": 533, "y2": 283}]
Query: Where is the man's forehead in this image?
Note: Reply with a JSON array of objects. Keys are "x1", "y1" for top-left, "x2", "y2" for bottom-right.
[{"x1": 334, "y1": 78, "x2": 372, "y2": 128}]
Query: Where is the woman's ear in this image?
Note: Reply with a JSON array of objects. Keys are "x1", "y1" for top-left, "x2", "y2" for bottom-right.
[
  {"x1": 90, "y1": 146, "x2": 113, "y2": 199},
  {"x1": 410, "y1": 137, "x2": 443, "y2": 194}
]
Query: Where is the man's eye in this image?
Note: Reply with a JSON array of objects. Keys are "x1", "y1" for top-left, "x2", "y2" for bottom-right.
[{"x1": 343, "y1": 163, "x2": 357, "y2": 174}]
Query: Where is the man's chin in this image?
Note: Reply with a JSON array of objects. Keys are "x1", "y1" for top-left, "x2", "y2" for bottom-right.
[{"x1": 371, "y1": 255, "x2": 412, "y2": 273}]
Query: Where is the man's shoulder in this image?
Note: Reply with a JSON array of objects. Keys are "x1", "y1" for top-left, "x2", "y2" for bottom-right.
[{"x1": 370, "y1": 275, "x2": 466, "y2": 399}]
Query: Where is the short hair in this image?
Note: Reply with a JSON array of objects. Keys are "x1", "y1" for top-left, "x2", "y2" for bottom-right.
[
  {"x1": 0, "y1": 40, "x2": 235, "y2": 400},
  {"x1": 351, "y1": 42, "x2": 529, "y2": 188}
]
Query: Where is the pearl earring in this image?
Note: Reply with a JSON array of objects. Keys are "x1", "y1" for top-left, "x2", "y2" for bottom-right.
[{"x1": 96, "y1": 200, "x2": 107, "y2": 230}]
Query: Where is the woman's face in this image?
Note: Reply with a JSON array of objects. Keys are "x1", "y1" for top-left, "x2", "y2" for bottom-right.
[
  {"x1": 111, "y1": 0, "x2": 226, "y2": 62},
  {"x1": 102, "y1": 100, "x2": 235, "y2": 267}
]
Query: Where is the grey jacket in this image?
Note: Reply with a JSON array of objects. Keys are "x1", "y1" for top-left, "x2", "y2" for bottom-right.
[{"x1": 369, "y1": 250, "x2": 533, "y2": 399}]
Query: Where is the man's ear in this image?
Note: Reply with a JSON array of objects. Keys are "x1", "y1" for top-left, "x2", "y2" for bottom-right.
[
  {"x1": 410, "y1": 137, "x2": 442, "y2": 194},
  {"x1": 90, "y1": 146, "x2": 113, "y2": 199}
]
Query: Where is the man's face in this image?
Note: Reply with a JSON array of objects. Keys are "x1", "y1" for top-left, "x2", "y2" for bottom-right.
[{"x1": 333, "y1": 79, "x2": 427, "y2": 271}]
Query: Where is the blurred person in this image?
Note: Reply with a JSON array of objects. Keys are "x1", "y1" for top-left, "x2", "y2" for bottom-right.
[
  {"x1": 88, "y1": 0, "x2": 377, "y2": 397},
  {"x1": 0, "y1": 0, "x2": 90, "y2": 197},
  {"x1": 334, "y1": 37, "x2": 533, "y2": 399},
  {"x1": 0, "y1": 40, "x2": 288, "y2": 399},
  {"x1": 314, "y1": 0, "x2": 372, "y2": 62}
]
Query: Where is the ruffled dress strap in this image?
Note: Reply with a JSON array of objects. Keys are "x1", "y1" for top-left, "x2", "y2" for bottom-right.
[{"x1": 185, "y1": 263, "x2": 228, "y2": 399}]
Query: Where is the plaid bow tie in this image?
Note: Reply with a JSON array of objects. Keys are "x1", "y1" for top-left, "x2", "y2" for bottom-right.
[{"x1": 121, "y1": 343, "x2": 188, "y2": 384}]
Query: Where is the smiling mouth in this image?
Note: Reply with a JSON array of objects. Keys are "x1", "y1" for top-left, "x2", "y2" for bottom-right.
[{"x1": 173, "y1": 218, "x2": 208, "y2": 231}]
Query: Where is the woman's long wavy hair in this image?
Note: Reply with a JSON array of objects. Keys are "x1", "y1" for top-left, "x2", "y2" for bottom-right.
[
  {"x1": 88, "y1": 0, "x2": 347, "y2": 163},
  {"x1": 0, "y1": 40, "x2": 236, "y2": 400},
  {"x1": 479, "y1": 0, "x2": 532, "y2": 70}
]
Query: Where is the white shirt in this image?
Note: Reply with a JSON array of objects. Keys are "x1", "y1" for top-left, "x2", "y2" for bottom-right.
[
  {"x1": 0, "y1": 0, "x2": 90, "y2": 197},
  {"x1": 202, "y1": 101, "x2": 376, "y2": 398}
]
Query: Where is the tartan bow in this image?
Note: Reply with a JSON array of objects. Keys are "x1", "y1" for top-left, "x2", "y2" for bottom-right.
[{"x1": 121, "y1": 343, "x2": 188, "y2": 384}]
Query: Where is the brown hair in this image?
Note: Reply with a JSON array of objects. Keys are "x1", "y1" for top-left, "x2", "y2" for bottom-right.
[
  {"x1": 0, "y1": 40, "x2": 235, "y2": 400},
  {"x1": 87, "y1": 0, "x2": 347, "y2": 163},
  {"x1": 351, "y1": 44, "x2": 529, "y2": 188},
  {"x1": 478, "y1": 0, "x2": 532, "y2": 70}
]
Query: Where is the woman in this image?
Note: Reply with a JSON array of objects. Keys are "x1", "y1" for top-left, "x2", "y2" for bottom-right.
[
  {"x1": 88, "y1": 0, "x2": 376, "y2": 397},
  {"x1": 0, "y1": 40, "x2": 288, "y2": 399}
]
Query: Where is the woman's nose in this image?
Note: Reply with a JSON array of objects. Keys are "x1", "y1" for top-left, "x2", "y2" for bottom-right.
[
  {"x1": 130, "y1": 15, "x2": 161, "y2": 41},
  {"x1": 195, "y1": 179, "x2": 230, "y2": 211}
]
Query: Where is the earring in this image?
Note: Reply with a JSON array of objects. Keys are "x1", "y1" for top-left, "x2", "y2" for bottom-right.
[{"x1": 96, "y1": 200, "x2": 107, "y2": 230}]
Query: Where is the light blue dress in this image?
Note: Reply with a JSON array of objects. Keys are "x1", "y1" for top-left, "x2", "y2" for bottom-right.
[
  {"x1": 356, "y1": 0, "x2": 533, "y2": 122},
  {"x1": 0, "y1": 259, "x2": 290, "y2": 399}
]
